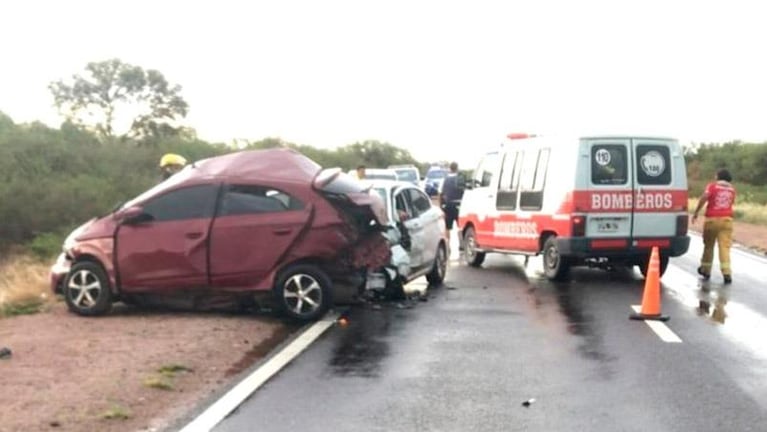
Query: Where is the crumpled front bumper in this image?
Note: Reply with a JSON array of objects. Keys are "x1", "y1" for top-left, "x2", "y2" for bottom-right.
[{"x1": 50, "y1": 253, "x2": 71, "y2": 294}]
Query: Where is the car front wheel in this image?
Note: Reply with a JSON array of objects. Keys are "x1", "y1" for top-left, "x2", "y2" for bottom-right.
[
  {"x1": 274, "y1": 264, "x2": 332, "y2": 321},
  {"x1": 64, "y1": 261, "x2": 113, "y2": 316}
]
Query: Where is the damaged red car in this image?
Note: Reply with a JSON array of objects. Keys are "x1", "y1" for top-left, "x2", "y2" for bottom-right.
[{"x1": 50, "y1": 148, "x2": 391, "y2": 321}]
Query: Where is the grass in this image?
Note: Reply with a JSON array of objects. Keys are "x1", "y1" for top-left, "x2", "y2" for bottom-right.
[
  {"x1": 143, "y1": 363, "x2": 192, "y2": 390},
  {"x1": 0, "y1": 255, "x2": 53, "y2": 318},
  {"x1": 101, "y1": 404, "x2": 131, "y2": 420},
  {"x1": 689, "y1": 198, "x2": 767, "y2": 226},
  {"x1": 143, "y1": 376, "x2": 174, "y2": 391}
]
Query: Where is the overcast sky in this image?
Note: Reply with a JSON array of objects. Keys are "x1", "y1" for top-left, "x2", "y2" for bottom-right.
[{"x1": 2, "y1": 0, "x2": 766, "y2": 166}]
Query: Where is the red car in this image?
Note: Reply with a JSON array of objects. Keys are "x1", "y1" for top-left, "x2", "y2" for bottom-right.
[{"x1": 50, "y1": 148, "x2": 390, "y2": 321}]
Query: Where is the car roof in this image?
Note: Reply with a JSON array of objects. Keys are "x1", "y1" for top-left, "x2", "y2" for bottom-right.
[{"x1": 193, "y1": 148, "x2": 321, "y2": 183}]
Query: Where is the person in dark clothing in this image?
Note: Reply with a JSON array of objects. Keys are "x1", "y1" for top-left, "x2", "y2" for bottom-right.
[{"x1": 439, "y1": 162, "x2": 464, "y2": 252}]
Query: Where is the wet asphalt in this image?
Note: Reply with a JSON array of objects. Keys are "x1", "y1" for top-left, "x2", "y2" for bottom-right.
[{"x1": 213, "y1": 236, "x2": 767, "y2": 432}]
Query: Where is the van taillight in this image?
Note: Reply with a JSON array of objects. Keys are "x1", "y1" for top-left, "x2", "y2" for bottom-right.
[
  {"x1": 676, "y1": 214, "x2": 688, "y2": 236},
  {"x1": 572, "y1": 215, "x2": 586, "y2": 237}
]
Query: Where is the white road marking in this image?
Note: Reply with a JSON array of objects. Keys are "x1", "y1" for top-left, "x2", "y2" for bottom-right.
[
  {"x1": 178, "y1": 312, "x2": 339, "y2": 432},
  {"x1": 631, "y1": 305, "x2": 682, "y2": 343}
]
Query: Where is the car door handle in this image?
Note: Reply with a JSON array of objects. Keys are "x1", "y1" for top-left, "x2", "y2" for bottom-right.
[
  {"x1": 273, "y1": 228, "x2": 293, "y2": 236},
  {"x1": 185, "y1": 232, "x2": 203, "y2": 240}
]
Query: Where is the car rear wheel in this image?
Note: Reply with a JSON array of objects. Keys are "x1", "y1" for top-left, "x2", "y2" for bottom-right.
[
  {"x1": 637, "y1": 255, "x2": 670, "y2": 278},
  {"x1": 463, "y1": 227, "x2": 485, "y2": 267},
  {"x1": 426, "y1": 242, "x2": 448, "y2": 285},
  {"x1": 64, "y1": 261, "x2": 113, "y2": 316},
  {"x1": 274, "y1": 264, "x2": 332, "y2": 321},
  {"x1": 542, "y1": 236, "x2": 570, "y2": 281}
]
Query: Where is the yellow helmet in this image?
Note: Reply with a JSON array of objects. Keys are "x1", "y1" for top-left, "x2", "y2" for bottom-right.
[{"x1": 159, "y1": 153, "x2": 187, "y2": 168}]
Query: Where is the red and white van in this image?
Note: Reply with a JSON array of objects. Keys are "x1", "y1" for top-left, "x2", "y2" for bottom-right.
[{"x1": 458, "y1": 134, "x2": 690, "y2": 280}]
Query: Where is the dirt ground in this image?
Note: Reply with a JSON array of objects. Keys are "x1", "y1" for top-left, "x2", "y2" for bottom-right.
[
  {"x1": 0, "y1": 303, "x2": 297, "y2": 432},
  {"x1": 0, "y1": 219, "x2": 764, "y2": 432}
]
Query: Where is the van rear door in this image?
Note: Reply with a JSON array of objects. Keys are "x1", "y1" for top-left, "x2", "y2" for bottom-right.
[
  {"x1": 582, "y1": 138, "x2": 634, "y2": 243},
  {"x1": 631, "y1": 138, "x2": 684, "y2": 239}
]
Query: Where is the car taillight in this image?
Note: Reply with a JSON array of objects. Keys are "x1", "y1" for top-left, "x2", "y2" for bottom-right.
[
  {"x1": 676, "y1": 214, "x2": 688, "y2": 236},
  {"x1": 572, "y1": 215, "x2": 586, "y2": 237}
]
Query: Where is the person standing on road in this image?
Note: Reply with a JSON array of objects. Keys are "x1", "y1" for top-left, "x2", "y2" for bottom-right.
[
  {"x1": 439, "y1": 162, "x2": 464, "y2": 253},
  {"x1": 692, "y1": 168, "x2": 736, "y2": 284}
]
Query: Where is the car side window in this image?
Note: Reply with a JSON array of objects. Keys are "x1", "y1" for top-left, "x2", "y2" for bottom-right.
[
  {"x1": 473, "y1": 152, "x2": 500, "y2": 188},
  {"x1": 219, "y1": 185, "x2": 304, "y2": 216},
  {"x1": 519, "y1": 148, "x2": 550, "y2": 211},
  {"x1": 394, "y1": 191, "x2": 415, "y2": 221},
  {"x1": 142, "y1": 184, "x2": 218, "y2": 222},
  {"x1": 408, "y1": 188, "x2": 432, "y2": 215},
  {"x1": 497, "y1": 151, "x2": 522, "y2": 210}
]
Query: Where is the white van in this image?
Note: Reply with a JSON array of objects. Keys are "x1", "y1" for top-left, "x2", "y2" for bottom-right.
[{"x1": 458, "y1": 134, "x2": 690, "y2": 280}]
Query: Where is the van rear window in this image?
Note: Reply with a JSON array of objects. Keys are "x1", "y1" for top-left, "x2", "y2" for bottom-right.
[
  {"x1": 591, "y1": 145, "x2": 628, "y2": 185},
  {"x1": 636, "y1": 145, "x2": 671, "y2": 185}
]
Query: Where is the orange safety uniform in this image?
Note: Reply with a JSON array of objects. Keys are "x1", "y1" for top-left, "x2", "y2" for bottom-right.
[{"x1": 700, "y1": 181, "x2": 736, "y2": 277}]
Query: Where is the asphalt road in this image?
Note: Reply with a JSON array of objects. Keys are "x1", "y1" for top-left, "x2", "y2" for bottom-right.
[{"x1": 213, "y1": 235, "x2": 767, "y2": 432}]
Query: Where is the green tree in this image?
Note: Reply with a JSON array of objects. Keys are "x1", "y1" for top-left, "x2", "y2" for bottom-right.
[{"x1": 49, "y1": 59, "x2": 189, "y2": 142}]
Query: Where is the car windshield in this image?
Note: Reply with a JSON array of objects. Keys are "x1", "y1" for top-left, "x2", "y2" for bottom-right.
[
  {"x1": 395, "y1": 169, "x2": 418, "y2": 182},
  {"x1": 366, "y1": 172, "x2": 397, "y2": 180}
]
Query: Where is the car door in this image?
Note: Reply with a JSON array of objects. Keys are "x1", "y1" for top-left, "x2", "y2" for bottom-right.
[
  {"x1": 115, "y1": 183, "x2": 219, "y2": 291},
  {"x1": 631, "y1": 139, "x2": 683, "y2": 239},
  {"x1": 394, "y1": 187, "x2": 425, "y2": 272},
  {"x1": 584, "y1": 138, "x2": 634, "y2": 240},
  {"x1": 208, "y1": 184, "x2": 312, "y2": 288},
  {"x1": 468, "y1": 152, "x2": 502, "y2": 247},
  {"x1": 407, "y1": 187, "x2": 441, "y2": 267}
]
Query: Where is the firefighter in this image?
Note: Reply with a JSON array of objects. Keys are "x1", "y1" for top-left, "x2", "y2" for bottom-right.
[
  {"x1": 692, "y1": 168, "x2": 736, "y2": 284},
  {"x1": 159, "y1": 153, "x2": 187, "y2": 180}
]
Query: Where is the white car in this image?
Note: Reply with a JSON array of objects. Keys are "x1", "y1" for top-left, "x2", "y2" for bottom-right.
[
  {"x1": 348, "y1": 168, "x2": 398, "y2": 181},
  {"x1": 364, "y1": 180, "x2": 448, "y2": 298}
]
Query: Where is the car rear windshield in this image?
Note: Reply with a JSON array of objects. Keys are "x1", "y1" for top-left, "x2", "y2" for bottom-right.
[
  {"x1": 396, "y1": 169, "x2": 418, "y2": 182},
  {"x1": 426, "y1": 170, "x2": 446, "y2": 179},
  {"x1": 591, "y1": 145, "x2": 628, "y2": 185}
]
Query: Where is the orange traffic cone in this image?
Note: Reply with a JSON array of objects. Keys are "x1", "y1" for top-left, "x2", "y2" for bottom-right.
[{"x1": 630, "y1": 246, "x2": 669, "y2": 321}]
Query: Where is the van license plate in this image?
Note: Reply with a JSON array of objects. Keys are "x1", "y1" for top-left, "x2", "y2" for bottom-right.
[{"x1": 598, "y1": 222, "x2": 619, "y2": 232}]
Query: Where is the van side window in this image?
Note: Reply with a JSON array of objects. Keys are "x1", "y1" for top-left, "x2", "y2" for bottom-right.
[
  {"x1": 636, "y1": 145, "x2": 671, "y2": 185},
  {"x1": 591, "y1": 145, "x2": 627, "y2": 185},
  {"x1": 519, "y1": 149, "x2": 550, "y2": 211},
  {"x1": 496, "y1": 151, "x2": 521, "y2": 210},
  {"x1": 473, "y1": 152, "x2": 500, "y2": 188}
]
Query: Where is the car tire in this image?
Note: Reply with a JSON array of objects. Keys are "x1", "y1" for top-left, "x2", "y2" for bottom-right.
[
  {"x1": 462, "y1": 227, "x2": 485, "y2": 267},
  {"x1": 426, "y1": 242, "x2": 448, "y2": 285},
  {"x1": 637, "y1": 255, "x2": 670, "y2": 278},
  {"x1": 542, "y1": 236, "x2": 570, "y2": 281},
  {"x1": 64, "y1": 261, "x2": 113, "y2": 316},
  {"x1": 274, "y1": 264, "x2": 332, "y2": 321}
]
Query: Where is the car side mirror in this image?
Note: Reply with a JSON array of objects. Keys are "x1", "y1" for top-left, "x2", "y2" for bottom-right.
[{"x1": 116, "y1": 206, "x2": 152, "y2": 225}]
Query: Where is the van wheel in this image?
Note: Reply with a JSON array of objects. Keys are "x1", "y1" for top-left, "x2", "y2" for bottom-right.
[
  {"x1": 64, "y1": 261, "x2": 113, "y2": 316},
  {"x1": 542, "y1": 236, "x2": 570, "y2": 281},
  {"x1": 426, "y1": 243, "x2": 447, "y2": 285},
  {"x1": 274, "y1": 264, "x2": 332, "y2": 321},
  {"x1": 637, "y1": 255, "x2": 670, "y2": 278},
  {"x1": 463, "y1": 227, "x2": 485, "y2": 267}
]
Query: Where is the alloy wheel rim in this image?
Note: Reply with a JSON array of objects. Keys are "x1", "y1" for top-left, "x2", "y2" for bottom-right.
[
  {"x1": 68, "y1": 269, "x2": 102, "y2": 309},
  {"x1": 283, "y1": 274, "x2": 322, "y2": 316}
]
